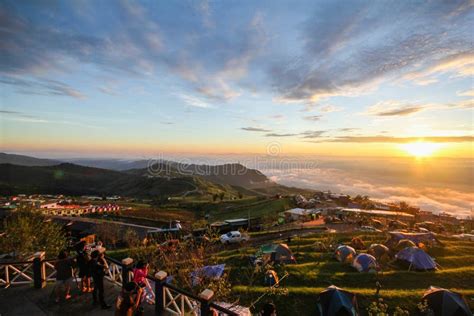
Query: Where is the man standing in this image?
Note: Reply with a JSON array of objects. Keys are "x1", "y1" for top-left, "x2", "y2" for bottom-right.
[{"x1": 91, "y1": 250, "x2": 111, "y2": 309}]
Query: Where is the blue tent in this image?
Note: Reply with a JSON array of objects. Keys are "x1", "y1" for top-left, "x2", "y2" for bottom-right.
[
  {"x1": 396, "y1": 247, "x2": 436, "y2": 271},
  {"x1": 352, "y1": 254, "x2": 378, "y2": 272},
  {"x1": 335, "y1": 245, "x2": 356, "y2": 263},
  {"x1": 317, "y1": 285, "x2": 358, "y2": 316},
  {"x1": 422, "y1": 287, "x2": 471, "y2": 316},
  {"x1": 190, "y1": 264, "x2": 225, "y2": 286}
]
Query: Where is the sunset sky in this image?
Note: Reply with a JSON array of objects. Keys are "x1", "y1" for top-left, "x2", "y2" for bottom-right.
[{"x1": 1, "y1": 0, "x2": 473, "y2": 158}]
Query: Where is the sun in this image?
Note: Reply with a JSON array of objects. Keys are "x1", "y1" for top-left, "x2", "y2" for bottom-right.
[{"x1": 400, "y1": 141, "x2": 442, "y2": 157}]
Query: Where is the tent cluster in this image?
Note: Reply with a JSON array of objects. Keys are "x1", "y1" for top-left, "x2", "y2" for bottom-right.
[
  {"x1": 316, "y1": 286, "x2": 471, "y2": 316},
  {"x1": 334, "y1": 245, "x2": 379, "y2": 273},
  {"x1": 385, "y1": 231, "x2": 440, "y2": 249}
]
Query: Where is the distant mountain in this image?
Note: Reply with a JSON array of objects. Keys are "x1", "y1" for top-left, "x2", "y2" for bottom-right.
[
  {"x1": 128, "y1": 162, "x2": 270, "y2": 188},
  {"x1": 0, "y1": 153, "x2": 61, "y2": 166},
  {"x1": 0, "y1": 163, "x2": 241, "y2": 197},
  {"x1": 65, "y1": 158, "x2": 150, "y2": 171},
  {"x1": 0, "y1": 153, "x2": 304, "y2": 197}
]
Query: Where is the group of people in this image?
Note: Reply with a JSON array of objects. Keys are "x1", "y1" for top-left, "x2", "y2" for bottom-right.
[
  {"x1": 54, "y1": 241, "x2": 153, "y2": 315},
  {"x1": 54, "y1": 241, "x2": 111, "y2": 309}
]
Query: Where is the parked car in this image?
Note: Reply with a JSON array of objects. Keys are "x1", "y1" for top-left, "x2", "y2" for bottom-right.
[
  {"x1": 358, "y1": 226, "x2": 382, "y2": 233},
  {"x1": 220, "y1": 231, "x2": 249, "y2": 244}
]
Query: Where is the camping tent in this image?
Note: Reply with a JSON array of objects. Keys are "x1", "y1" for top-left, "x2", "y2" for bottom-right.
[
  {"x1": 395, "y1": 247, "x2": 437, "y2": 271},
  {"x1": 316, "y1": 285, "x2": 359, "y2": 316},
  {"x1": 351, "y1": 237, "x2": 365, "y2": 250},
  {"x1": 422, "y1": 287, "x2": 471, "y2": 316},
  {"x1": 190, "y1": 264, "x2": 225, "y2": 286},
  {"x1": 352, "y1": 254, "x2": 378, "y2": 272},
  {"x1": 395, "y1": 239, "x2": 417, "y2": 251},
  {"x1": 386, "y1": 232, "x2": 440, "y2": 248},
  {"x1": 258, "y1": 243, "x2": 296, "y2": 264},
  {"x1": 335, "y1": 245, "x2": 356, "y2": 263},
  {"x1": 367, "y1": 244, "x2": 389, "y2": 260}
]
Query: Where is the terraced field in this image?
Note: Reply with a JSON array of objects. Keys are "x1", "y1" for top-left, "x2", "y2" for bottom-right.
[{"x1": 214, "y1": 232, "x2": 474, "y2": 315}]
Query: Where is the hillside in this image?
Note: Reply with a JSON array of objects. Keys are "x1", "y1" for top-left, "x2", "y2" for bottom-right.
[
  {"x1": 0, "y1": 163, "x2": 238, "y2": 198},
  {"x1": 0, "y1": 153, "x2": 61, "y2": 166},
  {"x1": 127, "y1": 161, "x2": 270, "y2": 188}
]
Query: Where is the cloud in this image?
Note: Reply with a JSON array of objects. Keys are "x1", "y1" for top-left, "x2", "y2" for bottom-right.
[
  {"x1": 338, "y1": 128, "x2": 359, "y2": 132},
  {"x1": 403, "y1": 51, "x2": 474, "y2": 85},
  {"x1": 0, "y1": 76, "x2": 85, "y2": 99},
  {"x1": 269, "y1": 114, "x2": 285, "y2": 120},
  {"x1": 265, "y1": 133, "x2": 298, "y2": 137},
  {"x1": 99, "y1": 86, "x2": 119, "y2": 96},
  {"x1": 178, "y1": 94, "x2": 213, "y2": 108},
  {"x1": 320, "y1": 105, "x2": 343, "y2": 113},
  {"x1": 263, "y1": 157, "x2": 473, "y2": 217},
  {"x1": 365, "y1": 100, "x2": 427, "y2": 116},
  {"x1": 457, "y1": 89, "x2": 474, "y2": 97},
  {"x1": 269, "y1": 1, "x2": 473, "y2": 103},
  {"x1": 315, "y1": 135, "x2": 474, "y2": 143},
  {"x1": 299, "y1": 130, "x2": 326, "y2": 139},
  {"x1": 303, "y1": 115, "x2": 322, "y2": 121},
  {"x1": 0, "y1": 2, "x2": 267, "y2": 102},
  {"x1": 241, "y1": 127, "x2": 272, "y2": 132},
  {"x1": 364, "y1": 99, "x2": 473, "y2": 117}
]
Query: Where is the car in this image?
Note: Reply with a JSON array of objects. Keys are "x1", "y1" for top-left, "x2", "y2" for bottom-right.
[
  {"x1": 220, "y1": 231, "x2": 249, "y2": 244},
  {"x1": 358, "y1": 226, "x2": 382, "y2": 233}
]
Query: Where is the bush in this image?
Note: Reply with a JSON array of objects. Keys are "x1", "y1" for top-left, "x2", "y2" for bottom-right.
[{"x1": 0, "y1": 210, "x2": 66, "y2": 259}]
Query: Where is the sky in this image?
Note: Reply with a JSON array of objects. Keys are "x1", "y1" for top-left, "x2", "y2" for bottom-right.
[{"x1": 0, "y1": 0, "x2": 473, "y2": 158}]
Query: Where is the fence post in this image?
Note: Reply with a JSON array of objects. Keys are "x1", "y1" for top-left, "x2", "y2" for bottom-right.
[
  {"x1": 199, "y1": 289, "x2": 214, "y2": 316},
  {"x1": 154, "y1": 271, "x2": 167, "y2": 315},
  {"x1": 33, "y1": 251, "x2": 46, "y2": 289},
  {"x1": 121, "y1": 258, "x2": 133, "y2": 287}
]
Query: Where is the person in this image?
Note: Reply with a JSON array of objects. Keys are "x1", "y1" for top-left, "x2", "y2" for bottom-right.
[
  {"x1": 132, "y1": 261, "x2": 154, "y2": 303},
  {"x1": 261, "y1": 302, "x2": 277, "y2": 316},
  {"x1": 91, "y1": 250, "x2": 111, "y2": 309},
  {"x1": 76, "y1": 242, "x2": 93, "y2": 293},
  {"x1": 54, "y1": 250, "x2": 75, "y2": 303},
  {"x1": 115, "y1": 281, "x2": 143, "y2": 316}
]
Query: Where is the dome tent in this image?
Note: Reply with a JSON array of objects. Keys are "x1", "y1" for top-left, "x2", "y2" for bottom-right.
[
  {"x1": 334, "y1": 245, "x2": 356, "y2": 263},
  {"x1": 422, "y1": 287, "x2": 471, "y2": 316},
  {"x1": 367, "y1": 244, "x2": 389, "y2": 260},
  {"x1": 395, "y1": 239, "x2": 417, "y2": 251},
  {"x1": 316, "y1": 285, "x2": 359, "y2": 316},
  {"x1": 258, "y1": 243, "x2": 296, "y2": 264},
  {"x1": 352, "y1": 253, "x2": 378, "y2": 272},
  {"x1": 396, "y1": 247, "x2": 437, "y2": 271}
]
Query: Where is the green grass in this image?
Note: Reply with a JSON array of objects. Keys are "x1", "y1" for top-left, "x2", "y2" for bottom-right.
[{"x1": 215, "y1": 233, "x2": 474, "y2": 315}]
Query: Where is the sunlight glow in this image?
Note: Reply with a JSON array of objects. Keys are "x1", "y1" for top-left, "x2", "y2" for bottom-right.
[{"x1": 400, "y1": 142, "x2": 443, "y2": 157}]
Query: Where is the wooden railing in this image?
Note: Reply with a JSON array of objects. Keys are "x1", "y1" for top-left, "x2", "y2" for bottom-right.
[
  {"x1": 108, "y1": 256, "x2": 241, "y2": 316},
  {"x1": 0, "y1": 253, "x2": 242, "y2": 316}
]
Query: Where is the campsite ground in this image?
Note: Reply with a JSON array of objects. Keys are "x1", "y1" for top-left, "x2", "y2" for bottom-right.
[
  {"x1": 215, "y1": 232, "x2": 474, "y2": 315},
  {"x1": 108, "y1": 230, "x2": 474, "y2": 315}
]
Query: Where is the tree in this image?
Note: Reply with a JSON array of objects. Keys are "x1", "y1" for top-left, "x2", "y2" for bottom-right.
[
  {"x1": 0, "y1": 210, "x2": 67, "y2": 259},
  {"x1": 212, "y1": 194, "x2": 218, "y2": 202},
  {"x1": 238, "y1": 192, "x2": 243, "y2": 199},
  {"x1": 94, "y1": 222, "x2": 121, "y2": 248},
  {"x1": 123, "y1": 228, "x2": 140, "y2": 248},
  {"x1": 219, "y1": 192, "x2": 225, "y2": 201}
]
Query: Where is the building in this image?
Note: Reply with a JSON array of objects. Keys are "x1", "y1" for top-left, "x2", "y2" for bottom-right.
[{"x1": 284, "y1": 208, "x2": 321, "y2": 222}]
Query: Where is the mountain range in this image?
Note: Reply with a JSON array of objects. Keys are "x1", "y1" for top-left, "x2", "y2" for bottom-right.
[{"x1": 0, "y1": 153, "x2": 302, "y2": 198}]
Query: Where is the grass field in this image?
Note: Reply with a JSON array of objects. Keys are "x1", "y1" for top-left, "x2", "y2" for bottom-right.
[{"x1": 211, "y1": 232, "x2": 474, "y2": 315}]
